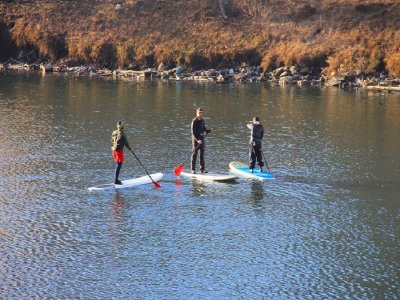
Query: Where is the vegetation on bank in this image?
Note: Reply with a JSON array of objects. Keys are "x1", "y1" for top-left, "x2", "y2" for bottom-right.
[{"x1": 1, "y1": 0, "x2": 400, "y2": 78}]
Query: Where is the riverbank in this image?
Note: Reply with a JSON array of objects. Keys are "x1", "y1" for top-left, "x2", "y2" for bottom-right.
[
  {"x1": 2, "y1": 59, "x2": 400, "y2": 92},
  {"x1": 1, "y1": 1, "x2": 400, "y2": 82}
]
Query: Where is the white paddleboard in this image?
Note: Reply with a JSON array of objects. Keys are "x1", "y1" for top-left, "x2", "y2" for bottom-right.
[
  {"x1": 229, "y1": 162, "x2": 274, "y2": 180},
  {"x1": 180, "y1": 171, "x2": 237, "y2": 182},
  {"x1": 88, "y1": 173, "x2": 163, "y2": 191}
]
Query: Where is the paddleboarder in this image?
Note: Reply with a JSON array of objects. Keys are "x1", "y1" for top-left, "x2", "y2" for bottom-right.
[
  {"x1": 191, "y1": 107, "x2": 212, "y2": 174},
  {"x1": 111, "y1": 120, "x2": 132, "y2": 184},
  {"x1": 247, "y1": 116, "x2": 264, "y2": 173}
]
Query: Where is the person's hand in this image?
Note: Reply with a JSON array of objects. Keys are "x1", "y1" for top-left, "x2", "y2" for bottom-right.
[
  {"x1": 209, "y1": 128, "x2": 213, "y2": 133},
  {"x1": 197, "y1": 140, "x2": 203, "y2": 144}
]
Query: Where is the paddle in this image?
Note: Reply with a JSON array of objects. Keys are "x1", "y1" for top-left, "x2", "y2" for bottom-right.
[
  {"x1": 260, "y1": 149, "x2": 271, "y2": 174},
  {"x1": 174, "y1": 143, "x2": 202, "y2": 176},
  {"x1": 130, "y1": 150, "x2": 161, "y2": 188}
]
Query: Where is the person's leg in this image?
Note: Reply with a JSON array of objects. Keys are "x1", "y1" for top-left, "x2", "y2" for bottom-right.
[
  {"x1": 199, "y1": 142, "x2": 206, "y2": 172},
  {"x1": 115, "y1": 162, "x2": 122, "y2": 184},
  {"x1": 255, "y1": 144, "x2": 264, "y2": 171},
  {"x1": 191, "y1": 141, "x2": 199, "y2": 173},
  {"x1": 113, "y1": 150, "x2": 124, "y2": 184},
  {"x1": 249, "y1": 144, "x2": 256, "y2": 171}
]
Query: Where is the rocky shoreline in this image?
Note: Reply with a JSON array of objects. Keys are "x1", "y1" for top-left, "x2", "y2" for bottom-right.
[{"x1": 1, "y1": 59, "x2": 400, "y2": 92}]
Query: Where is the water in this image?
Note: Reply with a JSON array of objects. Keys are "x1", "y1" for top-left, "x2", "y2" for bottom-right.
[{"x1": 1, "y1": 73, "x2": 399, "y2": 299}]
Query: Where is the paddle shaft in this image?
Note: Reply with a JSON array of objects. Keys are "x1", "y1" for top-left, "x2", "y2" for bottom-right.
[
  {"x1": 182, "y1": 142, "x2": 202, "y2": 165},
  {"x1": 130, "y1": 150, "x2": 161, "y2": 187},
  {"x1": 173, "y1": 143, "x2": 202, "y2": 176},
  {"x1": 260, "y1": 149, "x2": 271, "y2": 173}
]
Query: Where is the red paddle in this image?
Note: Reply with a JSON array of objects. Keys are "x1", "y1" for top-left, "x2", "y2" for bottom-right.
[
  {"x1": 174, "y1": 143, "x2": 202, "y2": 176},
  {"x1": 131, "y1": 151, "x2": 161, "y2": 188}
]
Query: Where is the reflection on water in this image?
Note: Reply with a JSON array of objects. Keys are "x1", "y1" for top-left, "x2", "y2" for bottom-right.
[
  {"x1": 190, "y1": 180, "x2": 206, "y2": 197},
  {"x1": 249, "y1": 180, "x2": 265, "y2": 203},
  {"x1": 0, "y1": 73, "x2": 399, "y2": 299}
]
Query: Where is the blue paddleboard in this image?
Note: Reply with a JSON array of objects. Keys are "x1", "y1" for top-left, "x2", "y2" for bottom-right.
[{"x1": 229, "y1": 162, "x2": 274, "y2": 180}]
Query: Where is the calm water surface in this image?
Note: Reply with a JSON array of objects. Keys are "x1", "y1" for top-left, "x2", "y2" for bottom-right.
[{"x1": 0, "y1": 73, "x2": 399, "y2": 299}]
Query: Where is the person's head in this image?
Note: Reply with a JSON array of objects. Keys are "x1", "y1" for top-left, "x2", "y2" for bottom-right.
[
  {"x1": 117, "y1": 120, "x2": 124, "y2": 129},
  {"x1": 196, "y1": 107, "x2": 204, "y2": 118},
  {"x1": 253, "y1": 116, "x2": 259, "y2": 123}
]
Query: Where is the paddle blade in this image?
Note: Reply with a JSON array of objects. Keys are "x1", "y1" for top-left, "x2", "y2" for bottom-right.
[
  {"x1": 174, "y1": 164, "x2": 184, "y2": 176},
  {"x1": 153, "y1": 181, "x2": 161, "y2": 188}
]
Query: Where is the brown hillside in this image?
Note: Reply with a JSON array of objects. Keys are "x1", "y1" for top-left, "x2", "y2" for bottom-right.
[{"x1": 1, "y1": 0, "x2": 400, "y2": 77}]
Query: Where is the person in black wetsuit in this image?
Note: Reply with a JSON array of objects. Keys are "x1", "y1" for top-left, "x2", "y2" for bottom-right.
[
  {"x1": 191, "y1": 108, "x2": 212, "y2": 174},
  {"x1": 247, "y1": 116, "x2": 264, "y2": 172}
]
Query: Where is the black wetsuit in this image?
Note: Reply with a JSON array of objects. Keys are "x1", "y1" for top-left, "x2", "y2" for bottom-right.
[
  {"x1": 249, "y1": 123, "x2": 264, "y2": 169},
  {"x1": 191, "y1": 117, "x2": 211, "y2": 172}
]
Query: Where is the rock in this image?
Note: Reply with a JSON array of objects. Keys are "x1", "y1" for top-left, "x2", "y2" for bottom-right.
[
  {"x1": 326, "y1": 77, "x2": 341, "y2": 86},
  {"x1": 289, "y1": 66, "x2": 297, "y2": 74},
  {"x1": 206, "y1": 69, "x2": 217, "y2": 76},
  {"x1": 40, "y1": 63, "x2": 53, "y2": 74},
  {"x1": 234, "y1": 73, "x2": 246, "y2": 81},
  {"x1": 217, "y1": 74, "x2": 224, "y2": 81},
  {"x1": 274, "y1": 67, "x2": 286, "y2": 76},
  {"x1": 280, "y1": 71, "x2": 288, "y2": 77},
  {"x1": 157, "y1": 62, "x2": 165, "y2": 72}
]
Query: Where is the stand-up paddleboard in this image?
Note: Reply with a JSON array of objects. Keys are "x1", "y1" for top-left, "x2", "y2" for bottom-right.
[
  {"x1": 180, "y1": 171, "x2": 237, "y2": 182},
  {"x1": 88, "y1": 173, "x2": 163, "y2": 191},
  {"x1": 229, "y1": 162, "x2": 274, "y2": 180}
]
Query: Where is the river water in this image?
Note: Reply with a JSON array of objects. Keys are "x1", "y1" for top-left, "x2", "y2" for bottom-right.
[{"x1": 0, "y1": 73, "x2": 399, "y2": 299}]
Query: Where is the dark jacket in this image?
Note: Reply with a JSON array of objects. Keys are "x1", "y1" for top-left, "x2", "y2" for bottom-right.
[
  {"x1": 191, "y1": 117, "x2": 211, "y2": 141},
  {"x1": 111, "y1": 128, "x2": 131, "y2": 151},
  {"x1": 248, "y1": 122, "x2": 264, "y2": 144}
]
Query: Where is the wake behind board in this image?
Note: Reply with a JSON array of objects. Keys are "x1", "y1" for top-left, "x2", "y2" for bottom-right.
[
  {"x1": 88, "y1": 173, "x2": 163, "y2": 191},
  {"x1": 180, "y1": 171, "x2": 237, "y2": 182},
  {"x1": 229, "y1": 162, "x2": 274, "y2": 180}
]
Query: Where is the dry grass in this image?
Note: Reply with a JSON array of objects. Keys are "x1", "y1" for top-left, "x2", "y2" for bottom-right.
[{"x1": 1, "y1": 0, "x2": 400, "y2": 76}]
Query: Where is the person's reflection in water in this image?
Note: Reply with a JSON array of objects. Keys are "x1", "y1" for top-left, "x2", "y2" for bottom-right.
[
  {"x1": 191, "y1": 180, "x2": 206, "y2": 197},
  {"x1": 110, "y1": 192, "x2": 129, "y2": 255},
  {"x1": 249, "y1": 180, "x2": 265, "y2": 206},
  {"x1": 112, "y1": 192, "x2": 124, "y2": 221}
]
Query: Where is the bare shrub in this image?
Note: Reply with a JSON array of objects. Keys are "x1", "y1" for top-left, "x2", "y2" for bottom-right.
[
  {"x1": 67, "y1": 34, "x2": 93, "y2": 63},
  {"x1": 385, "y1": 53, "x2": 400, "y2": 77},
  {"x1": 135, "y1": 42, "x2": 155, "y2": 68},
  {"x1": 185, "y1": 50, "x2": 209, "y2": 69},
  {"x1": 91, "y1": 38, "x2": 117, "y2": 68},
  {"x1": 323, "y1": 46, "x2": 369, "y2": 77},
  {"x1": 116, "y1": 41, "x2": 135, "y2": 68},
  {"x1": 154, "y1": 41, "x2": 180, "y2": 67}
]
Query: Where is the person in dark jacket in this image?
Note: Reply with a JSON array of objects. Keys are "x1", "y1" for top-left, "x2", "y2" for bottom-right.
[
  {"x1": 191, "y1": 108, "x2": 212, "y2": 174},
  {"x1": 247, "y1": 116, "x2": 264, "y2": 172},
  {"x1": 111, "y1": 120, "x2": 132, "y2": 184}
]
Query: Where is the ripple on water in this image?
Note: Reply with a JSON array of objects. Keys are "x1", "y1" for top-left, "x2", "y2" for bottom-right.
[{"x1": 1, "y1": 77, "x2": 399, "y2": 298}]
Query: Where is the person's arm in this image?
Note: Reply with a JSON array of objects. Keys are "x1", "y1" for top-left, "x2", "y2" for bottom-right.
[
  {"x1": 192, "y1": 119, "x2": 203, "y2": 141},
  {"x1": 124, "y1": 132, "x2": 132, "y2": 151},
  {"x1": 111, "y1": 131, "x2": 117, "y2": 150},
  {"x1": 203, "y1": 119, "x2": 212, "y2": 134}
]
